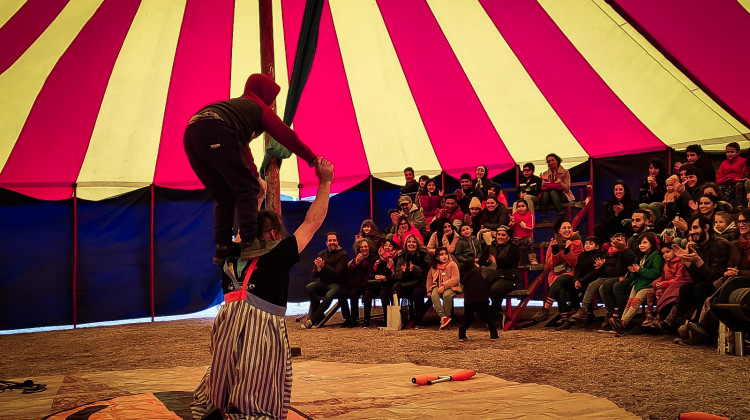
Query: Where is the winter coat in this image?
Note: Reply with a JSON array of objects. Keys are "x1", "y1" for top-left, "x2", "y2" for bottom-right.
[
  {"x1": 426, "y1": 260, "x2": 462, "y2": 295},
  {"x1": 627, "y1": 251, "x2": 664, "y2": 291}
]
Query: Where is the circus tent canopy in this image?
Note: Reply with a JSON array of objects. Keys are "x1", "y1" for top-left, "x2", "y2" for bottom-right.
[{"x1": 1, "y1": 0, "x2": 748, "y2": 202}]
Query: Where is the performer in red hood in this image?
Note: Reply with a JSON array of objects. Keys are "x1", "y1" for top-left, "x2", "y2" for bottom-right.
[{"x1": 184, "y1": 73, "x2": 318, "y2": 264}]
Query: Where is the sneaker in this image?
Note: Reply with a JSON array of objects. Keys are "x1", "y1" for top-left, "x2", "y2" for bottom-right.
[
  {"x1": 490, "y1": 334, "x2": 499, "y2": 339},
  {"x1": 301, "y1": 320, "x2": 313, "y2": 329},
  {"x1": 362, "y1": 320, "x2": 371, "y2": 328},
  {"x1": 404, "y1": 320, "x2": 415, "y2": 330},
  {"x1": 531, "y1": 308, "x2": 550, "y2": 323},
  {"x1": 677, "y1": 323, "x2": 690, "y2": 339},
  {"x1": 439, "y1": 317, "x2": 452, "y2": 330},
  {"x1": 609, "y1": 317, "x2": 625, "y2": 334},
  {"x1": 569, "y1": 308, "x2": 587, "y2": 321},
  {"x1": 555, "y1": 320, "x2": 571, "y2": 331},
  {"x1": 641, "y1": 315, "x2": 655, "y2": 327},
  {"x1": 687, "y1": 321, "x2": 709, "y2": 338},
  {"x1": 458, "y1": 337, "x2": 467, "y2": 342}
]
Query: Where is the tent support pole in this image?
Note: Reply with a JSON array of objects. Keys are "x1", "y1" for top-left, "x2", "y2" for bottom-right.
[
  {"x1": 260, "y1": 0, "x2": 281, "y2": 214},
  {"x1": 73, "y1": 183, "x2": 78, "y2": 329},
  {"x1": 589, "y1": 159, "x2": 595, "y2": 235},
  {"x1": 369, "y1": 175, "x2": 373, "y2": 221},
  {"x1": 441, "y1": 171, "x2": 445, "y2": 194},
  {"x1": 150, "y1": 184, "x2": 155, "y2": 322}
]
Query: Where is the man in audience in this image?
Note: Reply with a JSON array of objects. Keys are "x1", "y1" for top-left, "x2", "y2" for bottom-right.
[
  {"x1": 303, "y1": 232, "x2": 349, "y2": 328},
  {"x1": 628, "y1": 209, "x2": 654, "y2": 248},
  {"x1": 400, "y1": 167, "x2": 419, "y2": 202},
  {"x1": 456, "y1": 173, "x2": 484, "y2": 213},
  {"x1": 596, "y1": 233, "x2": 637, "y2": 330},
  {"x1": 673, "y1": 215, "x2": 730, "y2": 323},
  {"x1": 434, "y1": 194, "x2": 464, "y2": 229},
  {"x1": 675, "y1": 144, "x2": 716, "y2": 183},
  {"x1": 398, "y1": 195, "x2": 426, "y2": 231}
]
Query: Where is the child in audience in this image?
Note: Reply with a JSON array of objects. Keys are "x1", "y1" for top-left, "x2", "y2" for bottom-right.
[
  {"x1": 713, "y1": 211, "x2": 738, "y2": 242},
  {"x1": 510, "y1": 199, "x2": 537, "y2": 264},
  {"x1": 610, "y1": 232, "x2": 664, "y2": 333},
  {"x1": 716, "y1": 142, "x2": 746, "y2": 206},
  {"x1": 355, "y1": 219, "x2": 384, "y2": 248},
  {"x1": 427, "y1": 247, "x2": 462, "y2": 330},
  {"x1": 642, "y1": 242, "x2": 688, "y2": 327},
  {"x1": 419, "y1": 178, "x2": 443, "y2": 227},
  {"x1": 458, "y1": 259, "x2": 499, "y2": 341},
  {"x1": 363, "y1": 239, "x2": 397, "y2": 327},
  {"x1": 454, "y1": 224, "x2": 481, "y2": 264}
]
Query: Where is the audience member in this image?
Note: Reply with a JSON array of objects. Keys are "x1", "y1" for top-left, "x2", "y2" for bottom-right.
[
  {"x1": 427, "y1": 247, "x2": 461, "y2": 330},
  {"x1": 532, "y1": 219, "x2": 583, "y2": 328},
  {"x1": 456, "y1": 173, "x2": 484, "y2": 214},
  {"x1": 363, "y1": 239, "x2": 398, "y2": 328},
  {"x1": 510, "y1": 199, "x2": 537, "y2": 265},
  {"x1": 594, "y1": 181, "x2": 638, "y2": 242},
  {"x1": 716, "y1": 142, "x2": 746, "y2": 205},
  {"x1": 673, "y1": 215, "x2": 730, "y2": 324},
  {"x1": 610, "y1": 232, "x2": 664, "y2": 333},
  {"x1": 397, "y1": 195, "x2": 426, "y2": 231},
  {"x1": 485, "y1": 182, "x2": 509, "y2": 207},
  {"x1": 568, "y1": 236, "x2": 605, "y2": 324},
  {"x1": 713, "y1": 211, "x2": 738, "y2": 243},
  {"x1": 642, "y1": 241, "x2": 689, "y2": 328},
  {"x1": 539, "y1": 153, "x2": 575, "y2": 222},
  {"x1": 303, "y1": 232, "x2": 349, "y2": 328},
  {"x1": 473, "y1": 165, "x2": 490, "y2": 196},
  {"x1": 463, "y1": 197, "x2": 483, "y2": 234},
  {"x1": 434, "y1": 194, "x2": 464, "y2": 229},
  {"x1": 696, "y1": 193, "x2": 719, "y2": 229},
  {"x1": 393, "y1": 234, "x2": 431, "y2": 328},
  {"x1": 419, "y1": 178, "x2": 443, "y2": 226},
  {"x1": 454, "y1": 224, "x2": 481, "y2": 264},
  {"x1": 674, "y1": 144, "x2": 716, "y2": 183},
  {"x1": 478, "y1": 225, "x2": 521, "y2": 318},
  {"x1": 392, "y1": 215, "x2": 423, "y2": 250},
  {"x1": 400, "y1": 167, "x2": 419, "y2": 202},
  {"x1": 639, "y1": 158, "x2": 668, "y2": 204},
  {"x1": 355, "y1": 219, "x2": 384, "y2": 248},
  {"x1": 458, "y1": 259, "x2": 499, "y2": 341},
  {"x1": 477, "y1": 195, "x2": 510, "y2": 233},
  {"x1": 344, "y1": 238, "x2": 377, "y2": 327},
  {"x1": 517, "y1": 162, "x2": 543, "y2": 213},
  {"x1": 426, "y1": 218, "x2": 459, "y2": 256}
]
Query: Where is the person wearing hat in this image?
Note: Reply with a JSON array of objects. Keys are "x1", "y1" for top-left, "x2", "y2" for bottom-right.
[
  {"x1": 398, "y1": 195, "x2": 426, "y2": 231},
  {"x1": 477, "y1": 225, "x2": 521, "y2": 318},
  {"x1": 462, "y1": 197, "x2": 484, "y2": 234}
]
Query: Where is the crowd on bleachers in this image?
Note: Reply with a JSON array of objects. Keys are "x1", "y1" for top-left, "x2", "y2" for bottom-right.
[{"x1": 301, "y1": 144, "x2": 750, "y2": 346}]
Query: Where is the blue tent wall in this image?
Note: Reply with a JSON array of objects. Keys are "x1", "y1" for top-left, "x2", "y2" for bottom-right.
[
  {"x1": 76, "y1": 188, "x2": 151, "y2": 324},
  {"x1": 154, "y1": 187, "x2": 222, "y2": 317},
  {"x1": 0, "y1": 189, "x2": 74, "y2": 330}
]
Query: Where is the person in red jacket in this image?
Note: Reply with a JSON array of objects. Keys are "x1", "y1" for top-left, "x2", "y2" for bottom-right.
[
  {"x1": 184, "y1": 73, "x2": 317, "y2": 264},
  {"x1": 716, "y1": 142, "x2": 748, "y2": 207}
]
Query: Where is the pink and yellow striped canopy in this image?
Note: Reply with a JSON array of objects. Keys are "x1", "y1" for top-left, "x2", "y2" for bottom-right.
[{"x1": 1, "y1": 0, "x2": 748, "y2": 201}]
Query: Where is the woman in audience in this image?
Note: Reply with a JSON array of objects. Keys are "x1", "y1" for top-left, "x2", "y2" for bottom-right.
[
  {"x1": 355, "y1": 219, "x2": 384, "y2": 248},
  {"x1": 697, "y1": 193, "x2": 720, "y2": 230},
  {"x1": 363, "y1": 239, "x2": 397, "y2": 328},
  {"x1": 477, "y1": 195, "x2": 510, "y2": 232},
  {"x1": 539, "y1": 153, "x2": 575, "y2": 223},
  {"x1": 486, "y1": 182, "x2": 509, "y2": 207},
  {"x1": 531, "y1": 218, "x2": 583, "y2": 329},
  {"x1": 609, "y1": 232, "x2": 664, "y2": 334},
  {"x1": 426, "y1": 218, "x2": 459, "y2": 256},
  {"x1": 345, "y1": 238, "x2": 378, "y2": 327},
  {"x1": 594, "y1": 181, "x2": 638, "y2": 242},
  {"x1": 639, "y1": 158, "x2": 668, "y2": 204},
  {"x1": 427, "y1": 247, "x2": 462, "y2": 330},
  {"x1": 419, "y1": 178, "x2": 443, "y2": 228},
  {"x1": 392, "y1": 215, "x2": 423, "y2": 250},
  {"x1": 393, "y1": 234, "x2": 431, "y2": 328},
  {"x1": 699, "y1": 183, "x2": 733, "y2": 213},
  {"x1": 716, "y1": 142, "x2": 746, "y2": 206},
  {"x1": 473, "y1": 165, "x2": 491, "y2": 196}
]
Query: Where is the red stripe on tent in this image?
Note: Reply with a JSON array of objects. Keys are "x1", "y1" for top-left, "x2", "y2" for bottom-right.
[
  {"x1": 0, "y1": 0, "x2": 141, "y2": 200},
  {"x1": 283, "y1": 0, "x2": 369, "y2": 197},
  {"x1": 0, "y1": 0, "x2": 69, "y2": 75},
  {"x1": 378, "y1": 0, "x2": 515, "y2": 177},
  {"x1": 154, "y1": 0, "x2": 233, "y2": 188},
  {"x1": 480, "y1": 0, "x2": 665, "y2": 158},
  {"x1": 611, "y1": 0, "x2": 750, "y2": 129}
]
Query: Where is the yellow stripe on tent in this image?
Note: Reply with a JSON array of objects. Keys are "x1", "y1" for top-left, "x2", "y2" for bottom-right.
[
  {"x1": 428, "y1": 0, "x2": 587, "y2": 166},
  {"x1": 77, "y1": 0, "x2": 187, "y2": 200},
  {"x1": 0, "y1": 0, "x2": 27, "y2": 29},
  {"x1": 329, "y1": 0, "x2": 441, "y2": 183},
  {"x1": 541, "y1": 0, "x2": 748, "y2": 148},
  {"x1": 0, "y1": 0, "x2": 102, "y2": 170}
]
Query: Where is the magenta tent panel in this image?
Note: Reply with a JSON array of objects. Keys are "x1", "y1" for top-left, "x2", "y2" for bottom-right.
[
  {"x1": 154, "y1": 0, "x2": 233, "y2": 189},
  {"x1": 481, "y1": 0, "x2": 664, "y2": 158},
  {"x1": 378, "y1": 0, "x2": 514, "y2": 177},
  {"x1": 0, "y1": 0, "x2": 141, "y2": 200},
  {"x1": 612, "y1": 0, "x2": 750, "y2": 127},
  {"x1": 283, "y1": 0, "x2": 369, "y2": 198},
  {"x1": 0, "y1": 0, "x2": 69, "y2": 74}
]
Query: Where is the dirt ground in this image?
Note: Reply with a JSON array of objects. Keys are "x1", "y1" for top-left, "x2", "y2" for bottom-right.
[{"x1": 1, "y1": 311, "x2": 749, "y2": 420}]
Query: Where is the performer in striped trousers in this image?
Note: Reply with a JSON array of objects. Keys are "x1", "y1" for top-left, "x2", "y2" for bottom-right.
[{"x1": 192, "y1": 158, "x2": 333, "y2": 420}]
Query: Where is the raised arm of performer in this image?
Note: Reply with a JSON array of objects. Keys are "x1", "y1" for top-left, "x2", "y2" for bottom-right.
[{"x1": 295, "y1": 158, "x2": 334, "y2": 253}]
